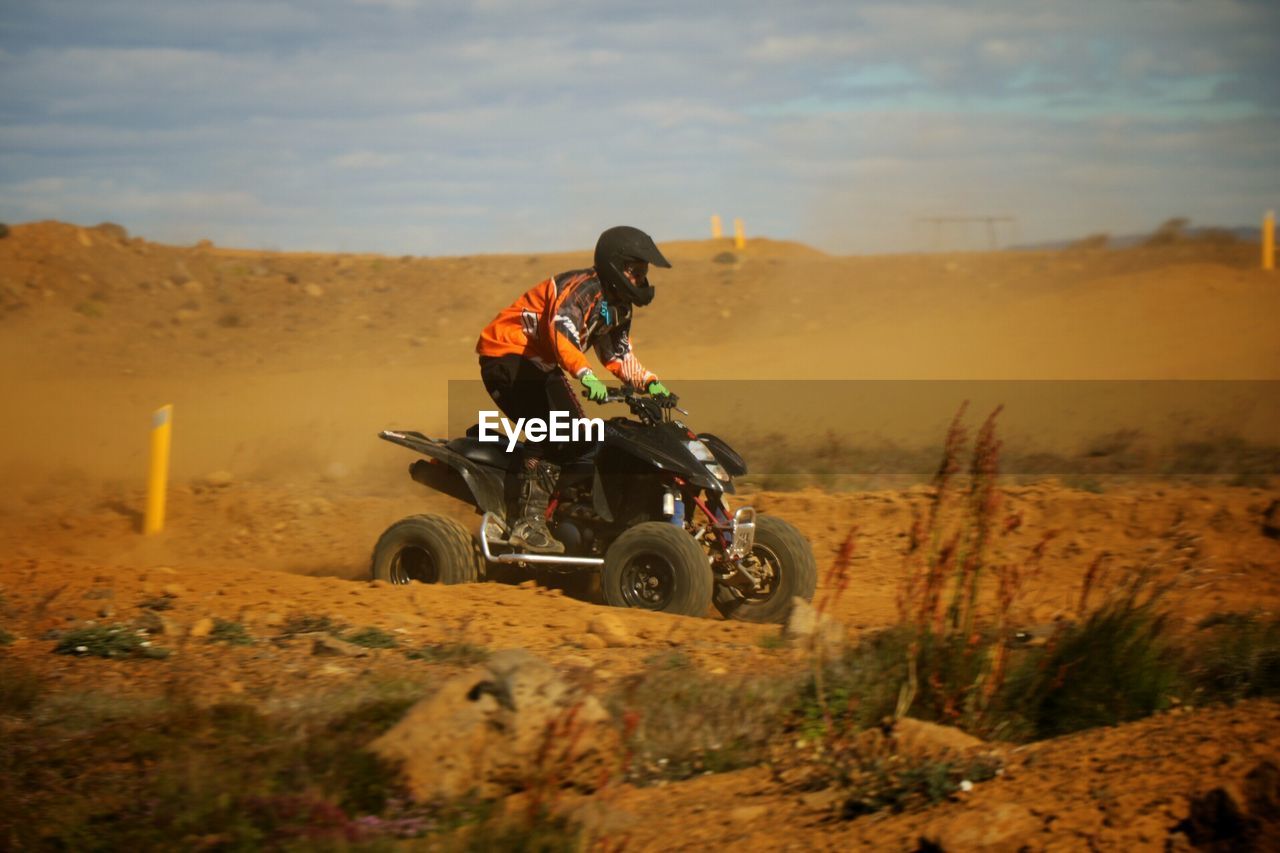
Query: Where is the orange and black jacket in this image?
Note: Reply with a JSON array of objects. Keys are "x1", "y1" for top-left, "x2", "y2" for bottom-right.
[{"x1": 476, "y1": 269, "x2": 657, "y2": 389}]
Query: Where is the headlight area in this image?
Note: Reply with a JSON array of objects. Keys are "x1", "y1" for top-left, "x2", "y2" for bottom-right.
[{"x1": 685, "y1": 440, "x2": 731, "y2": 482}]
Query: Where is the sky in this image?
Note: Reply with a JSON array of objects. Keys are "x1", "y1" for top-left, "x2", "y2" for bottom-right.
[{"x1": 1, "y1": 0, "x2": 1277, "y2": 256}]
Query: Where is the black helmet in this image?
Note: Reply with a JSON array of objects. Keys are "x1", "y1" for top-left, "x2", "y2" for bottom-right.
[{"x1": 593, "y1": 226, "x2": 671, "y2": 307}]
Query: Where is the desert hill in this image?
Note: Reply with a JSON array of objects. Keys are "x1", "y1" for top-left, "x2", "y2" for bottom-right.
[{"x1": 1, "y1": 220, "x2": 1278, "y2": 850}]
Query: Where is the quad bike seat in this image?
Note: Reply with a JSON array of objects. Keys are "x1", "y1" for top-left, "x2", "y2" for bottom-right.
[
  {"x1": 447, "y1": 436, "x2": 524, "y2": 469},
  {"x1": 451, "y1": 424, "x2": 601, "y2": 473}
]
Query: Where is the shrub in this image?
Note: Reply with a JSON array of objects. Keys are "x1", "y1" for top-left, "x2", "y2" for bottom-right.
[
  {"x1": 757, "y1": 632, "x2": 788, "y2": 650},
  {"x1": 838, "y1": 753, "x2": 1002, "y2": 818},
  {"x1": 0, "y1": 691, "x2": 424, "y2": 849},
  {"x1": 53, "y1": 624, "x2": 169, "y2": 659},
  {"x1": 606, "y1": 664, "x2": 802, "y2": 783},
  {"x1": 405, "y1": 642, "x2": 489, "y2": 665},
  {"x1": 798, "y1": 628, "x2": 915, "y2": 740},
  {"x1": 457, "y1": 808, "x2": 583, "y2": 852},
  {"x1": 279, "y1": 613, "x2": 346, "y2": 637},
  {"x1": 344, "y1": 627, "x2": 398, "y2": 649},
  {"x1": 893, "y1": 404, "x2": 1032, "y2": 729},
  {"x1": 1188, "y1": 613, "x2": 1280, "y2": 703},
  {"x1": 0, "y1": 223, "x2": 9, "y2": 239},
  {"x1": 208, "y1": 618, "x2": 254, "y2": 646},
  {"x1": 1000, "y1": 580, "x2": 1180, "y2": 739},
  {"x1": 1145, "y1": 216, "x2": 1190, "y2": 246},
  {"x1": 0, "y1": 658, "x2": 43, "y2": 714},
  {"x1": 0, "y1": 624, "x2": 13, "y2": 646}
]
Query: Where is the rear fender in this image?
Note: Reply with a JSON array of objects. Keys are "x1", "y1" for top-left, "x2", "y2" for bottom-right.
[{"x1": 380, "y1": 430, "x2": 507, "y2": 517}]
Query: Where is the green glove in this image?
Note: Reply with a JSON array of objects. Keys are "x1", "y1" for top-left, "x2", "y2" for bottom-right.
[
  {"x1": 582, "y1": 372, "x2": 608, "y2": 402},
  {"x1": 647, "y1": 380, "x2": 671, "y2": 397}
]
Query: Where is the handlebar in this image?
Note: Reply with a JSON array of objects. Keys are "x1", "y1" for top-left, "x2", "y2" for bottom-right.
[{"x1": 580, "y1": 385, "x2": 687, "y2": 423}]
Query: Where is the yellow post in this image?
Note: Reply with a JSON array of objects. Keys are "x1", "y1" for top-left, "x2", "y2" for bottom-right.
[
  {"x1": 1264, "y1": 210, "x2": 1275, "y2": 272},
  {"x1": 144, "y1": 404, "x2": 173, "y2": 535},
  {"x1": 710, "y1": 215, "x2": 723, "y2": 240},
  {"x1": 733, "y1": 218, "x2": 746, "y2": 250}
]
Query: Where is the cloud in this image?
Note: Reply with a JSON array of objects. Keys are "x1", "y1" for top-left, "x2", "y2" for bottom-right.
[
  {"x1": 0, "y1": 0, "x2": 1276, "y2": 255},
  {"x1": 330, "y1": 150, "x2": 402, "y2": 169}
]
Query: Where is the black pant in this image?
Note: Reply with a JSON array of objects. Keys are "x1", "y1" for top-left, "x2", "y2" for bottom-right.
[{"x1": 478, "y1": 354, "x2": 587, "y2": 464}]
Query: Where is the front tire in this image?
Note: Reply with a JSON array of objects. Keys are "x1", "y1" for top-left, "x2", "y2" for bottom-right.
[
  {"x1": 714, "y1": 515, "x2": 817, "y2": 623},
  {"x1": 601, "y1": 522, "x2": 713, "y2": 617},
  {"x1": 371, "y1": 514, "x2": 479, "y2": 585}
]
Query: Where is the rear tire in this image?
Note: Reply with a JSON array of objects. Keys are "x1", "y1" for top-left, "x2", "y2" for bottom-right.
[
  {"x1": 371, "y1": 514, "x2": 478, "y2": 585},
  {"x1": 714, "y1": 515, "x2": 816, "y2": 623},
  {"x1": 601, "y1": 522, "x2": 712, "y2": 617}
]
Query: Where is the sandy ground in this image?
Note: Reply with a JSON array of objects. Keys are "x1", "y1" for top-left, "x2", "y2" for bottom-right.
[{"x1": 2, "y1": 220, "x2": 1279, "y2": 849}]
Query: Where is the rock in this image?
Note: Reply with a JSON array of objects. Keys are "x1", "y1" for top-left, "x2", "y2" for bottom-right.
[
  {"x1": 800, "y1": 789, "x2": 844, "y2": 811},
  {"x1": 173, "y1": 308, "x2": 201, "y2": 324},
  {"x1": 77, "y1": 229, "x2": 92, "y2": 247},
  {"x1": 784, "y1": 597, "x2": 845, "y2": 657},
  {"x1": 136, "y1": 610, "x2": 180, "y2": 636},
  {"x1": 260, "y1": 611, "x2": 284, "y2": 627},
  {"x1": 729, "y1": 805, "x2": 767, "y2": 822},
  {"x1": 370, "y1": 651, "x2": 621, "y2": 801},
  {"x1": 576, "y1": 634, "x2": 608, "y2": 650},
  {"x1": 559, "y1": 797, "x2": 640, "y2": 839},
  {"x1": 587, "y1": 613, "x2": 634, "y2": 648},
  {"x1": 920, "y1": 802, "x2": 1041, "y2": 851},
  {"x1": 308, "y1": 632, "x2": 371, "y2": 657},
  {"x1": 201, "y1": 470, "x2": 234, "y2": 488},
  {"x1": 188, "y1": 617, "x2": 215, "y2": 639},
  {"x1": 303, "y1": 283, "x2": 324, "y2": 298},
  {"x1": 1179, "y1": 761, "x2": 1280, "y2": 849},
  {"x1": 162, "y1": 583, "x2": 184, "y2": 597},
  {"x1": 891, "y1": 717, "x2": 986, "y2": 758},
  {"x1": 296, "y1": 496, "x2": 334, "y2": 515},
  {"x1": 181, "y1": 280, "x2": 204, "y2": 296}
]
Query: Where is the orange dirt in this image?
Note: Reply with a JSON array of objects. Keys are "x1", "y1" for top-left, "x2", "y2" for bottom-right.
[{"x1": 1, "y1": 220, "x2": 1278, "y2": 849}]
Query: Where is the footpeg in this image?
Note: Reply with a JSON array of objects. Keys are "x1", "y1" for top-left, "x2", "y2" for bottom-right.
[{"x1": 478, "y1": 512, "x2": 604, "y2": 567}]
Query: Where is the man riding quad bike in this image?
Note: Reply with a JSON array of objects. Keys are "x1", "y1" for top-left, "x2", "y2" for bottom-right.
[{"x1": 371, "y1": 227, "x2": 817, "y2": 622}]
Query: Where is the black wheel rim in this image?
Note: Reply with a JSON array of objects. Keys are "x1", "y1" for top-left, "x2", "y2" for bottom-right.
[
  {"x1": 739, "y1": 542, "x2": 782, "y2": 603},
  {"x1": 618, "y1": 550, "x2": 677, "y2": 610},
  {"x1": 390, "y1": 545, "x2": 438, "y2": 584}
]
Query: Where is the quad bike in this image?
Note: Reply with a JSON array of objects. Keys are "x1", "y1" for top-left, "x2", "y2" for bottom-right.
[{"x1": 372, "y1": 387, "x2": 816, "y2": 622}]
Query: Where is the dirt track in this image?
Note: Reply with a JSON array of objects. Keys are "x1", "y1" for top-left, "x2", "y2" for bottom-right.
[{"x1": 2, "y1": 221, "x2": 1279, "y2": 848}]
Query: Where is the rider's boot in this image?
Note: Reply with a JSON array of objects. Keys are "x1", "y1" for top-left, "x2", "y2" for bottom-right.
[{"x1": 509, "y1": 458, "x2": 565, "y2": 554}]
